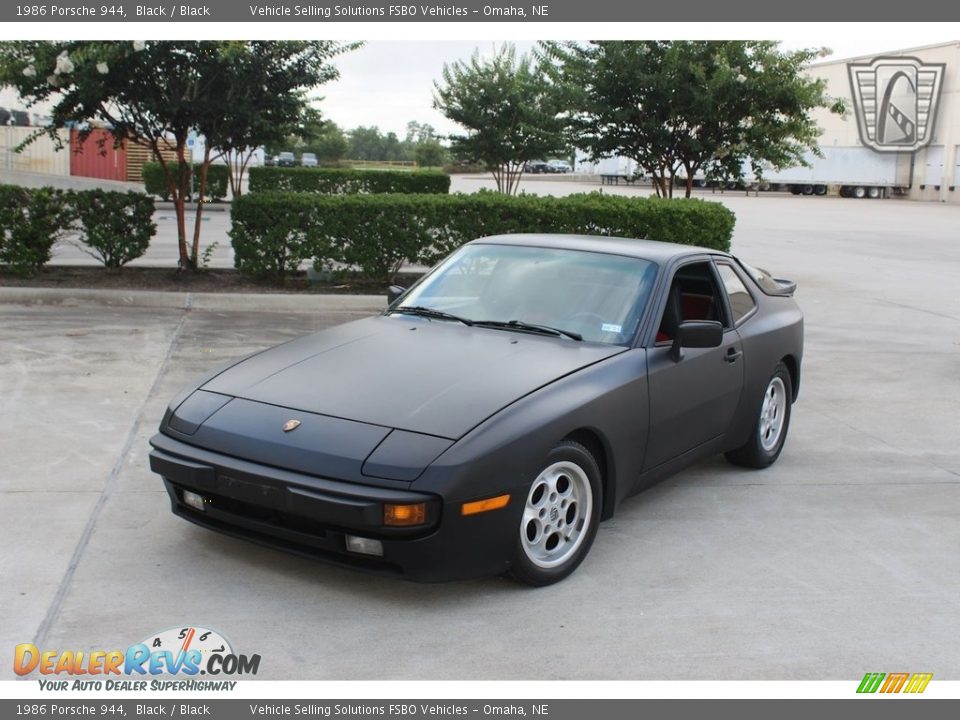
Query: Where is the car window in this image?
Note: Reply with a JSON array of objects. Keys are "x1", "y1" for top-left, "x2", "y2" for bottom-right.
[
  {"x1": 655, "y1": 261, "x2": 728, "y2": 343},
  {"x1": 736, "y1": 260, "x2": 783, "y2": 295},
  {"x1": 716, "y1": 263, "x2": 757, "y2": 324},
  {"x1": 398, "y1": 243, "x2": 658, "y2": 345}
]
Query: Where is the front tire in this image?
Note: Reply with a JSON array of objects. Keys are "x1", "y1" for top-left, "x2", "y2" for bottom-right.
[
  {"x1": 509, "y1": 440, "x2": 602, "y2": 586},
  {"x1": 725, "y1": 363, "x2": 793, "y2": 469}
]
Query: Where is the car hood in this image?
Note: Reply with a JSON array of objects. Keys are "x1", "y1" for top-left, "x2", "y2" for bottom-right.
[{"x1": 200, "y1": 315, "x2": 624, "y2": 440}]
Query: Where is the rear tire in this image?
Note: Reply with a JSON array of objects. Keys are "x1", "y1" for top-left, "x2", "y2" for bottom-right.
[
  {"x1": 852, "y1": 186, "x2": 867, "y2": 199},
  {"x1": 508, "y1": 440, "x2": 602, "y2": 587},
  {"x1": 725, "y1": 363, "x2": 793, "y2": 469}
]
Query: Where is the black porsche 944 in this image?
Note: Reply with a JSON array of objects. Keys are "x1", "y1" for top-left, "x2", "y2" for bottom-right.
[{"x1": 150, "y1": 234, "x2": 802, "y2": 585}]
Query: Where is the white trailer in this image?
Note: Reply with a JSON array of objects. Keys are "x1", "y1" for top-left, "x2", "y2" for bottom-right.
[
  {"x1": 574, "y1": 152, "x2": 639, "y2": 182},
  {"x1": 753, "y1": 146, "x2": 912, "y2": 199}
]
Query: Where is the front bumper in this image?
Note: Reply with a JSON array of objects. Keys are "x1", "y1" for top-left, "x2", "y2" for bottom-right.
[{"x1": 149, "y1": 433, "x2": 518, "y2": 582}]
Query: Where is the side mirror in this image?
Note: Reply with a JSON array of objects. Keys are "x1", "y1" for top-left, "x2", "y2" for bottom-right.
[
  {"x1": 670, "y1": 320, "x2": 723, "y2": 361},
  {"x1": 387, "y1": 285, "x2": 406, "y2": 306}
]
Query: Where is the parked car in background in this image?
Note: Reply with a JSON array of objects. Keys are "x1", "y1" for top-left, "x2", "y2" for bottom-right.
[
  {"x1": 301, "y1": 153, "x2": 318, "y2": 168},
  {"x1": 547, "y1": 159, "x2": 572, "y2": 173},
  {"x1": 524, "y1": 160, "x2": 550, "y2": 174},
  {"x1": 277, "y1": 151, "x2": 296, "y2": 167},
  {"x1": 150, "y1": 233, "x2": 803, "y2": 586}
]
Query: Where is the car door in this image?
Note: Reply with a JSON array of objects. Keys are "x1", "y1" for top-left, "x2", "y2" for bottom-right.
[{"x1": 643, "y1": 259, "x2": 745, "y2": 470}]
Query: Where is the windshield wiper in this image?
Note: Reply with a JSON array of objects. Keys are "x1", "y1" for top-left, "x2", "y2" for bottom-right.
[
  {"x1": 473, "y1": 319, "x2": 583, "y2": 342},
  {"x1": 389, "y1": 305, "x2": 474, "y2": 326}
]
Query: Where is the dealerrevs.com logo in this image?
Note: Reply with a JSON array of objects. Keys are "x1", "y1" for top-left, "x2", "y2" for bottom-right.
[{"x1": 14, "y1": 626, "x2": 260, "y2": 691}]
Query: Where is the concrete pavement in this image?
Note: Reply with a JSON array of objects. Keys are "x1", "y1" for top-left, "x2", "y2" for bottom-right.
[{"x1": 2, "y1": 193, "x2": 959, "y2": 680}]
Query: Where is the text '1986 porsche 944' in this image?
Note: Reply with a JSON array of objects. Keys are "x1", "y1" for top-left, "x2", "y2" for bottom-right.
[{"x1": 150, "y1": 234, "x2": 802, "y2": 586}]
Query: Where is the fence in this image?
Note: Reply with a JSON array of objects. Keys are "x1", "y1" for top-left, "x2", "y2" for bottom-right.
[{"x1": 0, "y1": 126, "x2": 71, "y2": 176}]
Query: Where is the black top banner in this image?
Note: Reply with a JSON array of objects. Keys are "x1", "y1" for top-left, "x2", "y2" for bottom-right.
[{"x1": 2, "y1": 0, "x2": 957, "y2": 22}]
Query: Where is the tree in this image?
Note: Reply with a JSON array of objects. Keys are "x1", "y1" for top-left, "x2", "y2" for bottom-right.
[
  {"x1": 305, "y1": 121, "x2": 348, "y2": 163},
  {"x1": 405, "y1": 121, "x2": 437, "y2": 144},
  {"x1": 433, "y1": 44, "x2": 567, "y2": 194},
  {"x1": 414, "y1": 140, "x2": 448, "y2": 168},
  {"x1": 207, "y1": 43, "x2": 357, "y2": 202},
  {"x1": 0, "y1": 40, "x2": 355, "y2": 268},
  {"x1": 543, "y1": 41, "x2": 844, "y2": 198},
  {"x1": 382, "y1": 131, "x2": 403, "y2": 161},
  {"x1": 347, "y1": 126, "x2": 386, "y2": 160}
]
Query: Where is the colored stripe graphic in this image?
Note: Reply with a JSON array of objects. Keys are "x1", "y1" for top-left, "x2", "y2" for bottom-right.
[
  {"x1": 880, "y1": 672, "x2": 909, "y2": 693},
  {"x1": 904, "y1": 673, "x2": 933, "y2": 694},
  {"x1": 857, "y1": 672, "x2": 932, "y2": 694},
  {"x1": 857, "y1": 673, "x2": 885, "y2": 693}
]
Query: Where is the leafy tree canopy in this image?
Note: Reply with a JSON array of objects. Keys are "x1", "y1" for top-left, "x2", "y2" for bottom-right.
[
  {"x1": 542, "y1": 41, "x2": 844, "y2": 197},
  {"x1": 433, "y1": 44, "x2": 567, "y2": 194}
]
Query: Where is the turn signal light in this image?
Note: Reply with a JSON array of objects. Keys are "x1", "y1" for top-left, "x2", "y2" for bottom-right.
[
  {"x1": 384, "y1": 502, "x2": 427, "y2": 527},
  {"x1": 461, "y1": 494, "x2": 511, "y2": 516}
]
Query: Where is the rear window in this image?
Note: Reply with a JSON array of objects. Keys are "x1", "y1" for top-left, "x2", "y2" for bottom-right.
[{"x1": 737, "y1": 260, "x2": 783, "y2": 295}]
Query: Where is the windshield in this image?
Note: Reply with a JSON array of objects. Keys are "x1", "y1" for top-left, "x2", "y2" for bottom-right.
[{"x1": 396, "y1": 243, "x2": 658, "y2": 345}]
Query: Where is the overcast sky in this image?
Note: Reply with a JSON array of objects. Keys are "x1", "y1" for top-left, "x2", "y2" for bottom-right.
[
  {"x1": 318, "y1": 35, "x2": 959, "y2": 138},
  {"x1": 4, "y1": 33, "x2": 957, "y2": 136}
]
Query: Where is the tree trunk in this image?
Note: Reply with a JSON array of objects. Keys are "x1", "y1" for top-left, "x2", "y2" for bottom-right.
[
  {"x1": 226, "y1": 148, "x2": 252, "y2": 199},
  {"x1": 175, "y1": 144, "x2": 194, "y2": 269},
  {"x1": 236, "y1": 151, "x2": 252, "y2": 199},
  {"x1": 153, "y1": 142, "x2": 191, "y2": 269},
  {"x1": 492, "y1": 164, "x2": 505, "y2": 194},
  {"x1": 227, "y1": 149, "x2": 241, "y2": 198},
  {"x1": 191, "y1": 146, "x2": 212, "y2": 266},
  {"x1": 651, "y1": 171, "x2": 665, "y2": 198},
  {"x1": 682, "y1": 162, "x2": 698, "y2": 198}
]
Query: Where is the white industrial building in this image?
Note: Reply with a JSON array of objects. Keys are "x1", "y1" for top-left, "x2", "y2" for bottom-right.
[{"x1": 808, "y1": 41, "x2": 959, "y2": 203}]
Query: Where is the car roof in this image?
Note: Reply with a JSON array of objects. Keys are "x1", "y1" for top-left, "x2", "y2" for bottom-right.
[{"x1": 469, "y1": 233, "x2": 729, "y2": 263}]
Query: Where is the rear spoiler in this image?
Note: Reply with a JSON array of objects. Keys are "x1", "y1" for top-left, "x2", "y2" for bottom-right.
[{"x1": 772, "y1": 278, "x2": 797, "y2": 296}]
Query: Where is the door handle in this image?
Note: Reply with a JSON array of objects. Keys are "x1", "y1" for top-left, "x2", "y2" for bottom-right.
[{"x1": 725, "y1": 348, "x2": 743, "y2": 363}]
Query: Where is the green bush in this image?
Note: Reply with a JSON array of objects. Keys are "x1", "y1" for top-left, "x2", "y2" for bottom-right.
[
  {"x1": 442, "y1": 162, "x2": 487, "y2": 174},
  {"x1": 247, "y1": 167, "x2": 450, "y2": 195},
  {"x1": 73, "y1": 190, "x2": 157, "y2": 268},
  {"x1": 142, "y1": 162, "x2": 229, "y2": 202},
  {"x1": 0, "y1": 185, "x2": 74, "y2": 276},
  {"x1": 196, "y1": 164, "x2": 229, "y2": 201},
  {"x1": 229, "y1": 191, "x2": 735, "y2": 280},
  {"x1": 414, "y1": 141, "x2": 449, "y2": 168}
]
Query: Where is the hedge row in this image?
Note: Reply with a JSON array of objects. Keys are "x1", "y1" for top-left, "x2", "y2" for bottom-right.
[
  {"x1": 247, "y1": 167, "x2": 451, "y2": 195},
  {"x1": 142, "y1": 162, "x2": 229, "y2": 202},
  {"x1": 230, "y1": 191, "x2": 735, "y2": 279},
  {"x1": 0, "y1": 185, "x2": 156, "y2": 274}
]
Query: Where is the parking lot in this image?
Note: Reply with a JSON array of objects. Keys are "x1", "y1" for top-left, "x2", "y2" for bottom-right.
[{"x1": 2, "y1": 189, "x2": 959, "y2": 680}]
